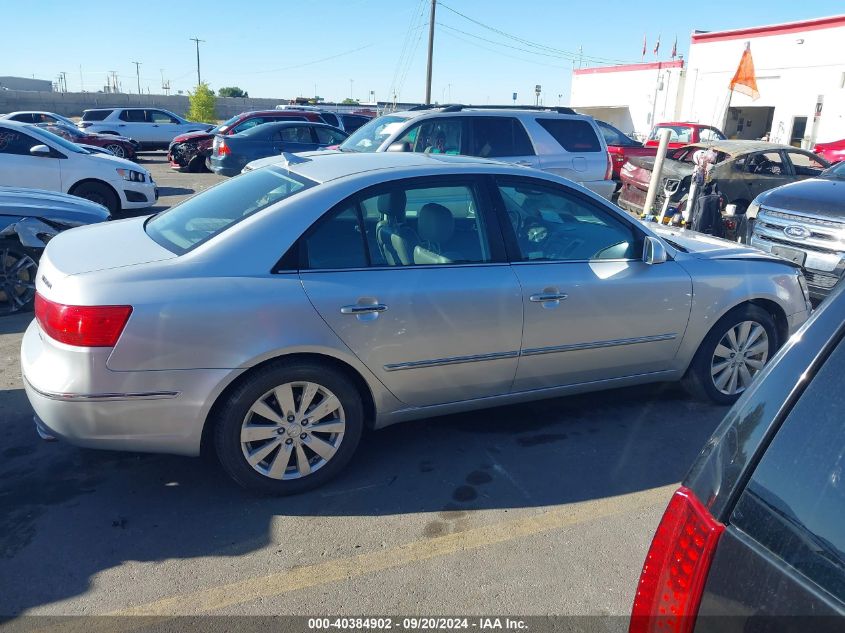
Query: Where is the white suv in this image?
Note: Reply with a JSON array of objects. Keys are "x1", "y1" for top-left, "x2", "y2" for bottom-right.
[
  {"x1": 0, "y1": 120, "x2": 157, "y2": 213},
  {"x1": 79, "y1": 107, "x2": 212, "y2": 149},
  {"x1": 339, "y1": 106, "x2": 615, "y2": 199}
]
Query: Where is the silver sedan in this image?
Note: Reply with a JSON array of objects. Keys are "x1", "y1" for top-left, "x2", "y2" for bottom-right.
[{"x1": 21, "y1": 152, "x2": 812, "y2": 494}]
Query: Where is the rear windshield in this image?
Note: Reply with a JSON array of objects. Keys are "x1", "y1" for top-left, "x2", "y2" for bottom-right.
[
  {"x1": 537, "y1": 118, "x2": 602, "y2": 152},
  {"x1": 145, "y1": 167, "x2": 315, "y2": 254},
  {"x1": 82, "y1": 110, "x2": 112, "y2": 121},
  {"x1": 649, "y1": 125, "x2": 694, "y2": 143}
]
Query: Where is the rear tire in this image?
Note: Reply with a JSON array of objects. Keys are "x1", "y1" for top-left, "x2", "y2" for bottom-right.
[
  {"x1": 213, "y1": 361, "x2": 364, "y2": 495},
  {"x1": 71, "y1": 181, "x2": 120, "y2": 214},
  {"x1": 682, "y1": 304, "x2": 778, "y2": 405},
  {"x1": 103, "y1": 143, "x2": 126, "y2": 158}
]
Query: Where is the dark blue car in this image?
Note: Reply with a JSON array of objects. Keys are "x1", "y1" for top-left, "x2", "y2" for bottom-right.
[{"x1": 209, "y1": 121, "x2": 348, "y2": 176}]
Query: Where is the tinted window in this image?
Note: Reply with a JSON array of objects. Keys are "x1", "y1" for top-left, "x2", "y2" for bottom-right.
[
  {"x1": 469, "y1": 117, "x2": 534, "y2": 157},
  {"x1": 279, "y1": 126, "x2": 314, "y2": 143},
  {"x1": 148, "y1": 110, "x2": 179, "y2": 124},
  {"x1": 303, "y1": 205, "x2": 368, "y2": 270},
  {"x1": 0, "y1": 127, "x2": 41, "y2": 155},
  {"x1": 340, "y1": 115, "x2": 369, "y2": 133},
  {"x1": 787, "y1": 151, "x2": 827, "y2": 177},
  {"x1": 537, "y1": 119, "x2": 601, "y2": 152},
  {"x1": 119, "y1": 109, "x2": 146, "y2": 123},
  {"x1": 395, "y1": 118, "x2": 465, "y2": 155},
  {"x1": 9, "y1": 113, "x2": 35, "y2": 123},
  {"x1": 597, "y1": 121, "x2": 638, "y2": 147},
  {"x1": 319, "y1": 112, "x2": 339, "y2": 127},
  {"x1": 314, "y1": 127, "x2": 347, "y2": 145},
  {"x1": 731, "y1": 339, "x2": 845, "y2": 601},
  {"x1": 82, "y1": 110, "x2": 112, "y2": 121},
  {"x1": 146, "y1": 167, "x2": 314, "y2": 254},
  {"x1": 498, "y1": 179, "x2": 638, "y2": 261}
]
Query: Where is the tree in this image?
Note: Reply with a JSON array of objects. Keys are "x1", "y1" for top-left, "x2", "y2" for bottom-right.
[
  {"x1": 218, "y1": 86, "x2": 248, "y2": 98},
  {"x1": 341, "y1": 98, "x2": 359, "y2": 105},
  {"x1": 187, "y1": 83, "x2": 216, "y2": 123}
]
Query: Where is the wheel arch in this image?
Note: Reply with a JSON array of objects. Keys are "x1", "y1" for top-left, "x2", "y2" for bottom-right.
[
  {"x1": 200, "y1": 351, "x2": 378, "y2": 458},
  {"x1": 68, "y1": 178, "x2": 120, "y2": 204}
]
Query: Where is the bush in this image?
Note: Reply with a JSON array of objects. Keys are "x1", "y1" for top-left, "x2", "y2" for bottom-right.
[{"x1": 187, "y1": 83, "x2": 216, "y2": 123}]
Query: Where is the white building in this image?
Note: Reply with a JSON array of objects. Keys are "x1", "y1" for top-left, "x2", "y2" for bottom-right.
[
  {"x1": 570, "y1": 14, "x2": 845, "y2": 147},
  {"x1": 571, "y1": 60, "x2": 685, "y2": 138}
]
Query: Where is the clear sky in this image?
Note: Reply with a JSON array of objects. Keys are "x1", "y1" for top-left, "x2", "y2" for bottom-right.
[{"x1": 2, "y1": 0, "x2": 837, "y2": 104}]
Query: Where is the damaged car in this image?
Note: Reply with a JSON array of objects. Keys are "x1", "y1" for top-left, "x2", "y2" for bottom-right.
[
  {"x1": 0, "y1": 187, "x2": 109, "y2": 314},
  {"x1": 617, "y1": 141, "x2": 830, "y2": 240}
]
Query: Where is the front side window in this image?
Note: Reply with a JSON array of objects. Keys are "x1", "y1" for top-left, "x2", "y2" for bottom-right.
[
  {"x1": 148, "y1": 110, "x2": 179, "y2": 124},
  {"x1": 469, "y1": 117, "x2": 533, "y2": 157},
  {"x1": 146, "y1": 167, "x2": 314, "y2": 254},
  {"x1": 0, "y1": 127, "x2": 42, "y2": 155},
  {"x1": 744, "y1": 152, "x2": 785, "y2": 176},
  {"x1": 698, "y1": 127, "x2": 725, "y2": 142},
  {"x1": 787, "y1": 151, "x2": 827, "y2": 177},
  {"x1": 314, "y1": 127, "x2": 347, "y2": 145},
  {"x1": 395, "y1": 118, "x2": 465, "y2": 155},
  {"x1": 279, "y1": 126, "x2": 314, "y2": 143},
  {"x1": 649, "y1": 125, "x2": 694, "y2": 143},
  {"x1": 498, "y1": 179, "x2": 638, "y2": 261},
  {"x1": 232, "y1": 117, "x2": 266, "y2": 134},
  {"x1": 340, "y1": 115, "x2": 409, "y2": 152},
  {"x1": 537, "y1": 118, "x2": 602, "y2": 152}
]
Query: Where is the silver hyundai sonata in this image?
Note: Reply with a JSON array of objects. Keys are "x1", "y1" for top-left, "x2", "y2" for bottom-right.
[{"x1": 21, "y1": 151, "x2": 812, "y2": 494}]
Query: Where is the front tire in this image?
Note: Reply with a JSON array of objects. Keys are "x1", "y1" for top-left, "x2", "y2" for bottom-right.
[
  {"x1": 71, "y1": 181, "x2": 120, "y2": 214},
  {"x1": 103, "y1": 143, "x2": 126, "y2": 158},
  {"x1": 683, "y1": 304, "x2": 778, "y2": 405},
  {"x1": 214, "y1": 361, "x2": 364, "y2": 495},
  {"x1": 0, "y1": 240, "x2": 38, "y2": 315}
]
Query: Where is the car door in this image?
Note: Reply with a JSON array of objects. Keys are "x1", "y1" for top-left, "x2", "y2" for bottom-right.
[
  {"x1": 146, "y1": 110, "x2": 180, "y2": 144},
  {"x1": 276, "y1": 125, "x2": 320, "y2": 153},
  {"x1": 492, "y1": 176, "x2": 692, "y2": 391},
  {"x1": 116, "y1": 108, "x2": 148, "y2": 141},
  {"x1": 467, "y1": 116, "x2": 539, "y2": 168},
  {"x1": 0, "y1": 125, "x2": 62, "y2": 190},
  {"x1": 783, "y1": 149, "x2": 828, "y2": 182},
  {"x1": 297, "y1": 175, "x2": 523, "y2": 407},
  {"x1": 532, "y1": 117, "x2": 607, "y2": 183},
  {"x1": 731, "y1": 151, "x2": 793, "y2": 202}
]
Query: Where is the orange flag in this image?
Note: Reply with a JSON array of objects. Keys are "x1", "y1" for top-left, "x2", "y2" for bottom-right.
[{"x1": 729, "y1": 43, "x2": 760, "y2": 100}]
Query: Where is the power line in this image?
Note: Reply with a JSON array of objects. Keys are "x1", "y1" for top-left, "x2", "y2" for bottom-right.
[
  {"x1": 238, "y1": 43, "x2": 375, "y2": 76},
  {"x1": 438, "y1": 27, "x2": 567, "y2": 70},
  {"x1": 389, "y1": 0, "x2": 427, "y2": 102}
]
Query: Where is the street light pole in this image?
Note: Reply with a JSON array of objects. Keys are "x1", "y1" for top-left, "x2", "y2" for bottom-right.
[
  {"x1": 189, "y1": 37, "x2": 205, "y2": 86},
  {"x1": 424, "y1": 0, "x2": 436, "y2": 104},
  {"x1": 132, "y1": 61, "x2": 141, "y2": 95}
]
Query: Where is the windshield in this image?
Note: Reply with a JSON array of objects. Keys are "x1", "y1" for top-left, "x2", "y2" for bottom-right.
[
  {"x1": 649, "y1": 125, "x2": 694, "y2": 143},
  {"x1": 145, "y1": 167, "x2": 314, "y2": 254},
  {"x1": 339, "y1": 115, "x2": 408, "y2": 152},
  {"x1": 27, "y1": 125, "x2": 90, "y2": 154},
  {"x1": 823, "y1": 161, "x2": 845, "y2": 179}
]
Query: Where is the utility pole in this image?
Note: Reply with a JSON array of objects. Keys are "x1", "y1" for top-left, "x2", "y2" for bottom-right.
[
  {"x1": 79, "y1": 66, "x2": 84, "y2": 92},
  {"x1": 132, "y1": 61, "x2": 142, "y2": 94},
  {"x1": 349, "y1": 78, "x2": 354, "y2": 100},
  {"x1": 189, "y1": 37, "x2": 205, "y2": 86},
  {"x1": 424, "y1": 0, "x2": 436, "y2": 104}
]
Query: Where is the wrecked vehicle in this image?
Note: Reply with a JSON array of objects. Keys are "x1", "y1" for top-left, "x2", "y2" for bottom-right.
[
  {"x1": 0, "y1": 187, "x2": 109, "y2": 314},
  {"x1": 617, "y1": 141, "x2": 830, "y2": 240}
]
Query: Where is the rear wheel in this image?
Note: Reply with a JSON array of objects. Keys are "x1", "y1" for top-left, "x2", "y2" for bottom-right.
[
  {"x1": 0, "y1": 240, "x2": 38, "y2": 315},
  {"x1": 214, "y1": 361, "x2": 364, "y2": 495},
  {"x1": 71, "y1": 181, "x2": 119, "y2": 214},
  {"x1": 683, "y1": 304, "x2": 778, "y2": 405},
  {"x1": 103, "y1": 143, "x2": 126, "y2": 158}
]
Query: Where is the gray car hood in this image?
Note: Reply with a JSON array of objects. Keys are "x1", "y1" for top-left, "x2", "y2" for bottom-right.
[
  {"x1": 757, "y1": 177, "x2": 845, "y2": 217},
  {"x1": 652, "y1": 226, "x2": 798, "y2": 265},
  {"x1": 0, "y1": 187, "x2": 110, "y2": 223}
]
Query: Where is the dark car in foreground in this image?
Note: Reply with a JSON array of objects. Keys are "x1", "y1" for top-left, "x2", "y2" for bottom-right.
[
  {"x1": 38, "y1": 122, "x2": 139, "y2": 160},
  {"x1": 209, "y1": 122, "x2": 347, "y2": 176},
  {"x1": 0, "y1": 187, "x2": 109, "y2": 314},
  {"x1": 630, "y1": 282, "x2": 845, "y2": 633},
  {"x1": 748, "y1": 160, "x2": 845, "y2": 301}
]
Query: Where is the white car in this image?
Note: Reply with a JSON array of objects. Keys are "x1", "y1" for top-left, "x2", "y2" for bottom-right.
[
  {"x1": 2, "y1": 111, "x2": 78, "y2": 127},
  {"x1": 0, "y1": 120, "x2": 157, "y2": 213},
  {"x1": 79, "y1": 107, "x2": 212, "y2": 149}
]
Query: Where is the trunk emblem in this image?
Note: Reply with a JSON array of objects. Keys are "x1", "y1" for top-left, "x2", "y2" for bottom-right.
[
  {"x1": 784, "y1": 225, "x2": 810, "y2": 239},
  {"x1": 40, "y1": 275, "x2": 52, "y2": 289}
]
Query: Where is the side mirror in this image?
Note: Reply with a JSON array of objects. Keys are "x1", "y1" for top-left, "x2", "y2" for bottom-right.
[
  {"x1": 643, "y1": 236, "x2": 667, "y2": 265},
  {"x1": 387, "y1": 141, "x2": 410, "y2": 153},
  {"x1": 29, "y1": 144, "x2": 52, "y2": 157}
]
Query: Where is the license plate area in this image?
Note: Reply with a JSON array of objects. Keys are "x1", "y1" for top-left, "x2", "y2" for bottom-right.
[{"x1": 772, "y1": 245, "x2": 807, "y2": 266}]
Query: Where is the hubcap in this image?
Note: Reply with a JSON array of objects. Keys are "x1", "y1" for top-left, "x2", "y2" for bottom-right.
[
  {"x1": 0, "y1": 247, "x2": 37, "y2": 314},
  {"x1": 240, "y1": 381, "x2": 345, "y2": 480},
  {"x1": 710, "y1": 320, "x2": 769, "y2": 396}
]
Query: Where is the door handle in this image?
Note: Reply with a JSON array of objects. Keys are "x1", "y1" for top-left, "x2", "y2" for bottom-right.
[
  {"x1": 515, "y1": 160, "x2": 532, "y2": 166},
  {"x1": 529, "y1": 293, "x2": 568, "y2": 303},
  {"x1": 341, "y1": 304, "x2": 388, "y2": 315}
]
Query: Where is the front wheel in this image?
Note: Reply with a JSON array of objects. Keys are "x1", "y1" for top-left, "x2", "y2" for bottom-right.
[
  {"x1": 71, "y1": 181, "x2": 120, "y2": 214},
  {"x1": 214, "y1": 361, "x2": 364, "y2": 495},
  {"x1": 103, "y1": 143, "x2": 126, "y2": 158},
  {"x1": 0, "y1": 240, "x2": 38, "y2": 315},
  {"x1": 683, "y1": 304, "x2": 778, "y2": 405}
]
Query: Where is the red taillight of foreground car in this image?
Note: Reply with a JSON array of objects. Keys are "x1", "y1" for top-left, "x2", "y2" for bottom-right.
[
  {"x1": 216, "y1": 139, "x2": 230, "y2": 156},
  {"x1": 629, "y1": 487, "x2": 724, "y2": 633},
  {"x1": 35, "y1": 293, "x2": 132, "y2": 347}
]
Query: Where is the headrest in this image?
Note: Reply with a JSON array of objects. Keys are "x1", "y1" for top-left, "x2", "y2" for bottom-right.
[
  {"x1": 376, "y1": 190, "x2": 407, "y2": 222},
  {"x1": 417, "y1": 203, "x2": 454, "y2": 244}
]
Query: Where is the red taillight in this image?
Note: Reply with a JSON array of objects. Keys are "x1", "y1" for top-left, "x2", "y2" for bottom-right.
[
  {"x1": 35, "y1": 293, "x2": 132, "y2": 347},
  {"x1": 217, "y1": 140, "x2": 230, "y2": 156},
  {"x1": 605, "y1": 152, "x2": 614, "y2": 180},
  {"x1": 629, "y1": 487, "x2": 724, "y2": 633}
]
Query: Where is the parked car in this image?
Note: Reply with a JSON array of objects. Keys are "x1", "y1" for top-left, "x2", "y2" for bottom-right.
[
  {"x1": 209, "y1": 122, "x2": 347, "y2": 176},
  {"x1": 630, "y1": 280, "x2": 845, "y2": 633},
  {"x1": 644, "y1": 122, "x2": 726, "y2": 148},
  {"x1": 79, "y1": 107, "x2": 212, "y2": 149},
  {"x1": 618, "y1": 141, "x2": 830, "y2": 239},
  {"x1": 338, "y1": 105, "x2": 616, "y2": 199},
  {"x1": 38, "y1": 122, "x2": 138, "y2": 160},
  {"x1": 595, "y1": 120, "x2": 656, "y2": 186},
  {"x1": 0, "y1": 187, "x2": 109, "y2": 314},
  {"x1": 2, "y1": 111, "x2": 78, "y2": 128},
  {"x1": 273, "y1": 105, "x2": 374, "y2": 133},
  {"x1": 22, "y1": 151, "x2": 810, "y2": 494},
  {"x1": 746, "y1": 160, "x2": 845, "y2": 302},
  {"x1": 0, "y1": 120, "x2": 157, "y2": 213},
  {"x1": 168, "y1": 109, "x2": 326, "y2": 172},
  {"x1": 814, "y1": 138, "x2": 845, "y2": 164}
]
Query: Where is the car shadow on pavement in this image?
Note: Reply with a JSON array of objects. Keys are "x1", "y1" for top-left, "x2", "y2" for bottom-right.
[
  {"x1": 0, "y1": 313, "x2": 31, "y2": 334},
  {"x1": 0, "y1": 382, "x2": 725, "y2": 615}
]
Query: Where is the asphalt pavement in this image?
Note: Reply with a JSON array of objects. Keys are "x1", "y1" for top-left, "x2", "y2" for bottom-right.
[{"x1": 0, "y1": 154, "x2": 729, "y2": 623}]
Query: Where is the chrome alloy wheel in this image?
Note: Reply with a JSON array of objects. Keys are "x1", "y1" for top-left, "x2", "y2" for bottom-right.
[
  {"x1": 710, "y1": 320, "x2": 769, "y2": 396},
  {"x1": 0, "y1": 246, "x2": 37, "y2": 314},
  {"x1": 240, "y1": 381, "x2": 346, "y2": 480},
  {"x1": 104, "y1": 143, "x2": 126, "y2": 158}
]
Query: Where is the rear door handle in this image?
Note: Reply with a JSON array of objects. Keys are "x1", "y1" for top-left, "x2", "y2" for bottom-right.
[
  {"x1": 529, "y1": 293, "x2": 568, "y2": 303},
  {"x1": 341, "y1": 304, "x2": 388, "y2": 315}
]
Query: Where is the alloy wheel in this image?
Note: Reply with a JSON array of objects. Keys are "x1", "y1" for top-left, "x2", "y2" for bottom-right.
[
  {"x1": 240, "y1": 381, "x2": 346, "y2": 480},
  {"x1": 710, "y1": 320, "x2": 769, "y2": 395},
  {"x1": 104, "y1": 143, "x2": 125, "y2": 158},
  {"x1": 0, "y1": 246, "x2": 37, "y2": 314}
]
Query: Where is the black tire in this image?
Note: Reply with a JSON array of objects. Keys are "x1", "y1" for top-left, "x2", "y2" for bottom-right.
[
  {"x1": 213, "y1": 361, "x2": 364, "y2": 495},
  {"x1": 71, "y1": 181, "x2": 120, "y2": 214},
  {"x1": 682, "y1": 304, "x2": 779, "y2": 405},
  {"x1": 187, "y1": 154, "x2": 207, "y2": 173},
  {"x1": 0, "y1": 239, "x2": 39, "y2": 315}
]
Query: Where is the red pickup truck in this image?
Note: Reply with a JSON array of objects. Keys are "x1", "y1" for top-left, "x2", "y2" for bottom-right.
[
  {"x1": 644, "y1": 122, "x2": 727, "y2": 148},
  {"x1": 595, "y1": 120, "x2": 656, "y2": 185}
]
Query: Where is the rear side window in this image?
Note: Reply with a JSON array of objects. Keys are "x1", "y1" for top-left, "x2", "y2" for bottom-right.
[
  {"x1": 145, "y1": 167, "x2": 314, "y2": 254},
  {"x1": 319, "y1": 112, "x2": 339, "y2": 127},
  {"x1": 470, "y1": 117, "x2": 534, "y2": 157},
  {"x1": 731, "y1": 339, "x2": 845, "y2": 602},
  {"x1": 82, "y1": 110, "x2": 112, "y2": 121},
  {"x1": 537, "y1": 118, "x2": 601, "y2": 152},
  {"x1": 340, "y1": 115, "x2": 369, "y2": 133},
  {"x1": 119, "y1": 109, "x2": 146, "y2": 123}
]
